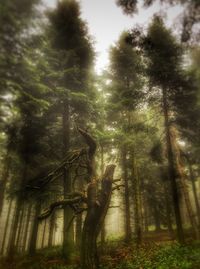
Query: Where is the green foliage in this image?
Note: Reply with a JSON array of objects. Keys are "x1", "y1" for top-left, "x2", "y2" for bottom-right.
[
  {"x1": 143, "y1": 16, "x2": 182, "y2": 89},
  {"x1": 100, "y1": 243, "x2": 200, "y2": 269}
]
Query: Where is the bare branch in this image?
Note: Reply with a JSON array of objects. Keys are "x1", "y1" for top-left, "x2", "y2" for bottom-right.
[{"x1": 38, "y1": 193, "x2": 87, "y2": 220}]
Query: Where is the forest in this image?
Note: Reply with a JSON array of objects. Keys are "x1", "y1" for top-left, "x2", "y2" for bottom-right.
[{"x1": 0, "y1": 0, "x2": 200, "y2": 268}]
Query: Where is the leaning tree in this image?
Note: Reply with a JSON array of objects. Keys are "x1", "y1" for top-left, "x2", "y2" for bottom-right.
[{"x1": 35, "y1": 128, "x2": 118, "y2": 269}]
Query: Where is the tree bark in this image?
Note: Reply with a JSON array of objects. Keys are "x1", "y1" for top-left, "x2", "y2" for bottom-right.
[
  {"x1": 153, "y1": 204, "x2": 161, "y2": 231},
  {"x1": 41, "y1": 219, "x2": 47, "y2": 248},
  {"x1": 48, "y1": 211, "x2": 55, "y2": 248},
  {"x1": 0, "y1": 199, "x2": 13, "y2": 255},
  {"x1": 15, "y1": 205, "x2": 25, "y2": 250},
  {"x1": 171, "y1": 128, "x2": 200, "y2": 239},
  {"x1": 131, "y1": 155, "x2": 142, "y2": 247},
  {"x1": 28, "y1": 201, "x2": 41, "y2": 255},
  {"x1": 162, "y1": 87, "x2": 184, "y2": 243},
  {"x1": 0, "y1": 151, "x2": 11, "y2": 216},
  {"x1": 122, "y1": 146, "x2": 131, "y2": 243},
  {"x1": 81, "y1": 165, "x2": 115, "y2": 269},
  {"x1": 62, "y1": 99, "x2": 74, "y2": 260},
  {"x1": 186, "y1": 157, "x2": 200, "y2": 226},
  {"x1": 7, "y1": 197, "x2": 23, "y2": 257},
  {"x1": 22, "y1": 203, "x2": 32, "y2": 252},
  {"x1": 100, "y1": 144, "x2": 106, "y2": 247},
  {"x1": 163, "y1": 181, "x2": 173, "y2": 236}
]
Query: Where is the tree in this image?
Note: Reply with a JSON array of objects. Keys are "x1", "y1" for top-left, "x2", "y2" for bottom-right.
[
  {"x1": 38, "y1": 129, "x2": 117, "y2": 269},
  {"x1": 108, "y1": 31, "x2": 144, "y2": 243},
  {"x1": 142, "y1": 16, "x2": 187, "y2": 243}
]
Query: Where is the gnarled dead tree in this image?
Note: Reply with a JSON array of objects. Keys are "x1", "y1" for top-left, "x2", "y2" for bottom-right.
[{"x1": 38, "y1": 128, "x2": 117, "y2": 269}]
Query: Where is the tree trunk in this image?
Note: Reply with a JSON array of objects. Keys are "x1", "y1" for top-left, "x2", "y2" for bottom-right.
[
  {"x1": 143, "y1": 196, "x2": 149, "y2": 232},
  {"x1": 131, "y1": 156, "x2": 142, "y2": 247},
  {"x1": 0, "y1": 199, "x2": 13, "y2": 255},
  {"x1": 48, "y1": 211, "x2": 55, "y2": 247},
  {"x1": 163, "y1": 181, "x2": 173, "y2": 236},
  {"x1": 62, "y1": 99, "x2": 74, "y2": 260},
  {"x1": 187, "y1": 159, "x2": 200, "y2": 226},
  {"x1": 0, "y1": 152, "x2": 11, "y2": 216},
  {"x1": 100, "y1": 144, "x2": 106, "y2": 247},
  {"x1": 162, "y1": 87, "x2": 184, "y2": 243},
  {"x1": 153, "y1": 204, "x2": 161, "y2": 231},
  {"x1": 15, "y1": 205, "x2": 25, "y2": 250},
  {"x1": 7, "y1": 198, "x2": 23, "y2": 257},
  {"x1": 22, "y1": 203, "x2": 32, "y2": 252},
  {"x1": 122, "y1": 146, "x2": 131, "y2": 242},
  {"x1": 171, "y1": 128, "x2": 200, "y2": 239},
  {"x1": 81, "y1": 165, "x2": 115, "y2": 269},
  {"x1": 76, "y1": 213, "x2": 82, "y2": 249},
  {"x1": 28, "y1": 201, "x2": 41, "y2": 255},
  {"x1": 41, "y1": 219, "x2": 47, "y2": 248}
]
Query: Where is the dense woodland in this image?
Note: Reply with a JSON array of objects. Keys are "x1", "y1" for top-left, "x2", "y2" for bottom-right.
[{"x1": 0, "y1": 0, "x2": 200, "y2": 269}]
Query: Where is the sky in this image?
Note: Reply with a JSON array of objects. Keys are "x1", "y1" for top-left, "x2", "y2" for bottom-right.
[{"x1": 43, "y1": 0, "x2": 183, "y2": 73}]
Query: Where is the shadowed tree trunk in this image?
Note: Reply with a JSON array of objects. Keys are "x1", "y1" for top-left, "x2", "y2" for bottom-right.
[
  {"x1": 131, "y1": 155, "x2": 142, "y2": 247},
  {"x1": 0, "y1": 151, "x2": 11, "y2": 216},
  {"x1": 122, "y1": 146, "x2": 131, "y2": 243},
  {"x1": 7, "y1": 162, "x2": 28, "y2": 257},
  {"x1": 76, "y1": 213, "x2": 82, "y2": 248},
  {"x1": 153, "y1": 203, "x2": 161, "y2": 231},
  {"x1": 162, "y1": 87, "x2": 185, "y2": 243},
  {"x1": 22, "y1": 203, "x2": 32, "y2": 252},
  {"x1": 0, "y1": 199, "x2": 13, "y2": 255},
  {"x1": 48, "y1": 211, "x2": 55, "y2": 248},
  {"x1": 81, "y1": 165, "x2": 116, "y2": 269},
  {"x1": 171, "y1": 128, "x2": 200, "y2": 239},
  {"x1": 38, "y1": 129, "x2": 116, "y2": 269},
  {"x1": 100, "y1": 144, "x2": 106, "y2": 248},
  {"x1": 184, "y1": 155, "x2": 200, "y2": 226},
  {"x1": 62, "y1": 99, "x2": 74, "y2": 260},
  {"x1": 163, "y1": 182, "x2": 174, "y2": 236},
  {"x1": 41, "y1": 219, "x2": 47, "y2": 248},
  {"x1": 28, "y1": 201, "x2": 41, "y2": 255},
  {"x1": 16, "y1": 205, "x2": 25, "y2": 250}
]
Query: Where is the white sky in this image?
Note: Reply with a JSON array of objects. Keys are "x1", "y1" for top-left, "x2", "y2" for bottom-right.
[{"x1": 43, "y1": 0, "x2": 183, "y2": 73}]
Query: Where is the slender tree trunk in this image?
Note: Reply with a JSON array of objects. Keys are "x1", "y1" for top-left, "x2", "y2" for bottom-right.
[
  {"x1": 7, "y1": 197, "x2": 23, "y2": 257},
  {"x1": 187, "y1": 159, "x2": 200, "y2": 226},
  {"x1": 28, "y1": 201, "x2": 41, "y2": 255},
  {"x1": 153, "y1": 204, "x2": 161, "y2": 231},
  {"x1": 15, "y1": 205, "x2": 25, "y2": 250},
  {"x1": 162, "y1": 87, "x2": 184, "y2": 243},
  {"x1": 143, "y1": 196, "x2": 149, "y2": 232},
  {"x1": 163, "y1": 181, "x2": 173, "y2": 236},
  {"x1": 171, "y1": 129, "x2": 200, "y2": 239},
  {"x1": 131, "y1": 155, "x2": 142, "y2": 247},
  {"x1": 48, "y1": 211, "x2": 55, "y2": 247},
  {"x1": 41, "y1": 219, "x2": 47, "y2": 248},
  {"x1": 22, "y1": 203, "x2": 32, "y2": 252},
  {"x1": 76, "y1": 213, "x2": 82, "y2": 249},
  {"x1": 0, "y1": 152, "x2": 11, "y2": 216},
  {"x1": 100, "y1": 144, "x2": 106, "y2": 247},
  {"x1": 62, "y1": 99, "x2": 74, "y2": 260},
  {"x1": 0, "y1": 199, "x2": 13, "y2": 255},
  {"x1": 122, "y1": 147, "x2": 131, "y2": 243}
]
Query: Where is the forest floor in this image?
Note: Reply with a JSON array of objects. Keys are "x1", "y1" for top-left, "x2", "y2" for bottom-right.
[{"x1": 0, "y1": 231, "x2": 200, "y2": 269}]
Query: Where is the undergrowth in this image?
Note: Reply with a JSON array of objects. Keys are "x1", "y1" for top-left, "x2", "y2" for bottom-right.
[{"x1": 0, "y1": 242, "x2": 200, "y2": 269}]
